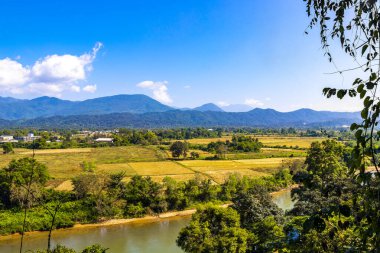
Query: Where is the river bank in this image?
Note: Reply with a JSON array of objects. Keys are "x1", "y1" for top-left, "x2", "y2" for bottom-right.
[
  {"x1": 0, "y1": 204, "x2": 230, "y2": 242},
  {"x1": 0, "y1": 186, "x2": 295, "y2": 242}
]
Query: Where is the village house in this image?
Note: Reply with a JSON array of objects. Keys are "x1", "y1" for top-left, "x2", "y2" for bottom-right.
[
  {"x1": 0, "y1": 135, "x2": 18, "y2": 143},
  {"x1": 95, "y1": 137, "x2": 114, "y2": 143}
]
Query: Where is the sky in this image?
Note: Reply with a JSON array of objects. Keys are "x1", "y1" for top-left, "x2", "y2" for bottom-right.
[{"x1": 0, "y1": 0, "x2": 363, "y2": 112}]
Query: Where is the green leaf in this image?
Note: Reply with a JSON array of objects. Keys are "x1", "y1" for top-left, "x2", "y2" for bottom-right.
[
  {"x1": 355, "y1": 130, "x2": 363, "y2": 140},
  {"x1": 322, "y1": 88, "x2": 331, "y2": 96},
  {"x1": 362, "y1": 44, "x2": 368, "y2": 56},
  {"x1": 370, "y1": 73, "x2": 377, "y2": 81},
  {"x1": 357, "y1": 84, "x2": 364, "y2": 93},
  {"x1": 350, "y1": 123, "x2": 358, "y2": 131},
  {"x1": 360, "y1": 90, "x2": 367, "y2": 99},
  {"x1": 337, "y1": 89, "x2": 347, "y2": 99},
  {"x1": 361, "y1": 108, "x2": 369, "y2": 119},
  {"x1": 364, "y1": 96, "x2": 373, "y2": 107},
  {"x1": 366, "y1": 82, "x2": 375, "y2": 89}
]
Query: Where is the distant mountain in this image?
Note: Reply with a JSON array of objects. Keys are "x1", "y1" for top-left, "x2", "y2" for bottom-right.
[
  {"x1": 193, "y1": 103, "x2": 224, "y2": 112},
  {"x1": 0, "y1": 108, "x2": 360, "y2": 129},
  {"x1": 222, "y1": 104, "x2": 254, "y2": 112},
  {"x1": 0, "y1": 95, "x2": 174, "y2": 120}
]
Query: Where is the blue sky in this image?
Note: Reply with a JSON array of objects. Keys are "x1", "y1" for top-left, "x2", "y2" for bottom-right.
[{"x1": 0, "y1": 0, "x2": 361, "y2": 111}]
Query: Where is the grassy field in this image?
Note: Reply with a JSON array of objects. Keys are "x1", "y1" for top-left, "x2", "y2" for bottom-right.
[
  {"x1": 0, "y1": 143, "x2": 307, "y2": 187},
  {"x1": 225, "y1": 148, "x2": 306, "y2": 159},
  {"x1": 178, "y1": 157, "x2": 302, "y2": 183},
  {"x1": 0, "y1": 146, "x2": 168, "y2": 179},
  {"x1": 186, "y1": 135, "x2": 325, "y2": 149}
]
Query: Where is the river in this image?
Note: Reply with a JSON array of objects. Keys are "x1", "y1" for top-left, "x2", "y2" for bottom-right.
[{"x1": 0, "y1": 190, "x2": 294, "y2": 253}]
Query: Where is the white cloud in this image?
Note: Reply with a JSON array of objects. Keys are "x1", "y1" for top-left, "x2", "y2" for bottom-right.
[
  {"x1": 0, "y1": 42, "x2": 102, "y2": 96},
  {"x1": 27, "y1": 83, "x2": 65, "y2": 97},
  {"x1": 137, "y1": 80, "x2": 173, "y2": 104},
  {"x1": 217, "y1": 101, "x2": 230, "y2": 107},
  {"x1": 83, "y1": 84, "x2": 97, "y2": 93},
  {"x1": 0, "y1": 58, "x2": 30, "y2": 90},
  {"x1": 70, "y1": 85, "x2": 81, "y2": 93},
  {"x1": 244, "y1": 98, "x2": 264, "y2": 107},
  {"x1": 184, "y1": 85, "x2": 191, "y2": 89}
]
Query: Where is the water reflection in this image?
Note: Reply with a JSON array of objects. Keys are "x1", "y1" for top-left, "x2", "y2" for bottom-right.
[{"x1": 272, "y1": 189, "x2": 295, "y2": 211}]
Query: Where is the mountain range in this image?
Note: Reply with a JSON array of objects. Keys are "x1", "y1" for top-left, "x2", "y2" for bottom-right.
[{"x1": 0, "y1": 95, "x2": 360, "y2": 129}]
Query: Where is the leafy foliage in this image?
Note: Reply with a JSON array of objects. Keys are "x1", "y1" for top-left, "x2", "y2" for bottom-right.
[
  {"x1": 2, "y1": 142, "x2": 13, "y2": 154},
  {"x1": 176, "y1": 205, "x2": 249, "y2": 253},
  {"x1": 304, "y1": 1, "x2": 380, "y2": 250},
  {"x1": 169, "y1": 141, "x2": 189, "y2": 158}
]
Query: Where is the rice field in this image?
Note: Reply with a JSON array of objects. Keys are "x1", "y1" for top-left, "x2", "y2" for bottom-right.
[
  {"x1": 185, "y1": 135, "x2": 325, "y2": 149},
  {"x1": 179, "y1": 157, "x2": 301, "y2": 174},
  {"x1": 0, "y1": 144, "x2": 306, "y2": 186},
  {"x1": 128, "y1": 161, "x2": 194, "y2": 176},
  {"x1": 225, "y1": 148, "x2": 306, "y2": 159},
  {"x1": 0, "y1": 146, "x2": 168, "y2": 179}
]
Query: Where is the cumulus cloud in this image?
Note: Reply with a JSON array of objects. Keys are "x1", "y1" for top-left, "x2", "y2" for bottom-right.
[
  {"x1": 244, "y1": 98, "x2": 264, "y2": 107},
  {"x1": 0, "y1": 42, "x2": 102, "y2": 96},
  {"x1": 0, "y1": 58, "x2": 30, "y2": 90},
  {"x1": 83, "y1": 84, "x2": 97, "y2": 93},
  {"x1": 137, "y1": 80, "x2": 173, "y2": 104}
]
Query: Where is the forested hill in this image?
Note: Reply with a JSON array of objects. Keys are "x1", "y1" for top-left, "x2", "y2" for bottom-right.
[
  {"x1": 0, "y1": 94, "x2": 174, "y2": 120},
  {"x1": 0, "y1": 108, "x2": 360, "y2": 129}
]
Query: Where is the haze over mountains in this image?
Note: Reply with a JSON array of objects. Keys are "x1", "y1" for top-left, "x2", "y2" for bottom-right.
[{"x1": 0, "y1": 94, "x2": 360, "y2": 129}]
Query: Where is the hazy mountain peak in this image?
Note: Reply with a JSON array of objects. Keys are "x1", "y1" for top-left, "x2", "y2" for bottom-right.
[{"x1": 193, "y1": 103, "x2": 224, "y2": 112}]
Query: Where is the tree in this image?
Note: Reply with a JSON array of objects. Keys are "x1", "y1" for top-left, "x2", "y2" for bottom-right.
[
  {"x1": 123, "y1": 175, "x2": 166, "y2": 214},
  {"x1": 232, "y1": 185, "x2": 283, "y2": 229},
  {"x1": 170, "y1": 141, "x2": 189, "y2": 158},
  {"x1": 2, "y1": 142, "x2": 13, "y2": 154},
  {"x1": 176, "y1": 205, "x2": 249, "y2": 253},
  {"x1": 190, "y1": 151, "x2": 200, "y2": 159},
  {"x1": 0, "y1": 158, "x2": 49, "y2": 253},
  {"x1": 302, "y1": 2, "x2": 380, "y2": 249},
  {"x1": 72, "y1": 173, "x2": 120, "y2": 219},
  {"x1": 163, "y1": 177, "x2": 188, "y2": 210},
  {"x1": 291, "y1": 140, "x2": 353, "y2": 216}
]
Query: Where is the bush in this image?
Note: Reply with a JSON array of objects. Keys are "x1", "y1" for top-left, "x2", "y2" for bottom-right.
[{"x1": 124, "y1": 203, "x2": 146, "y2": 218}]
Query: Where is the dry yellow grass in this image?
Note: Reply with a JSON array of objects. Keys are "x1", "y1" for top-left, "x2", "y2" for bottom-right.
[
  {"x1": 128, "y1": 161, "x2": 195, "y2": 176},
  {"x1": 0, "y1": 145, "x2": 304, "y2": 185},
  {"x1": 0, "y1": 146, "x2": 167, "y2": 179},
  {"x1": 185, "y1": 136, "x2": 325, "y2": 148},
  {"x1": 185, "y1": 137, "x2": 231, "y2": 145},
  {"x1": 257, "y1": 136, "x2": 325, "y2": 148},
  {"x1": 55, "y1": 180, "x2": 74, "y2": 191},
  {"x1": 178, "y1": 160, "x2": 251, "y2": 172},
  {"x1": 179, "y1": 157, "x2": 303, "y2": 174},
  {"x1": 96, "y1": 163, "x2": 136, "y2": 175},
  {"x1": 234, "y1": 157, "x2": 296, "y2": 166},
  {"x1": 122, "y1": 173, "x2": 207, "y2": 183},
  {"x1": 17, "y1": 148, "x2": 92, "y2": 155}
]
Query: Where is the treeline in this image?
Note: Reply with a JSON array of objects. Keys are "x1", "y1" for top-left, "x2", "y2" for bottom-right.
[
  {"x1": 0, "y1": 158, "x2": 295, "y2": 236},
  {"x1": 0, "y1": 127, "x2": 355, "y2": 141}
]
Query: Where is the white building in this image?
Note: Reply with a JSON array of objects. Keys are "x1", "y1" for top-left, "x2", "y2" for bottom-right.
[
  {"x1": 95, "y1": 138, "x2": 114, "y2": 143},
  {"x1": 0, "y1": 135, "x2": 17, "y2": 143},
  {"x1": 15, "y1": 133, "x2": 41, "y2": 142}
]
